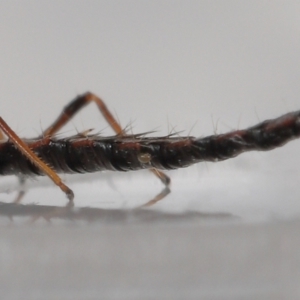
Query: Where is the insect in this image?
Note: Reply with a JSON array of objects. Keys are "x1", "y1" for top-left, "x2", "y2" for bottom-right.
[{"x1": 0, "y1": 92, "x2": 299, "y2": 207}]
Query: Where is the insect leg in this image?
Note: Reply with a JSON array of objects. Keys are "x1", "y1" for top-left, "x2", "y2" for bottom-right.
[
  {"x1": 137, "y1": 169, "x2": 171, "y2": 207},
  {"x1": 0, "y1": 127, "x2": 27, "y2": 203},
  {"x1": 42, "y1": 92, "x2": 123, "y2": 137},
  {"x1": 13, "y1": 176, "x2": 26, "y2": 203},
  {"x1": 42, "y1": 92, "x2": 171, "y2": 206},
  {"x1": 0, "y1": 117, "x2": 74, "y2": 202},
  {"x1": 0, "y1": 129, "x2": 4, "y2": 141}
]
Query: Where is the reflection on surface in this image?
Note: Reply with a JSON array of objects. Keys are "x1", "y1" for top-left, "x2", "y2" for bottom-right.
[{"x1": 0, "y1": 201, "x2": 236, "y2": 224}]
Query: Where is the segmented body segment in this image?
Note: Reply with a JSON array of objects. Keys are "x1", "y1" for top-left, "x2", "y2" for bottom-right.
[{"x1": 0, "y1": 110, "x2": 299, "y2": 177}]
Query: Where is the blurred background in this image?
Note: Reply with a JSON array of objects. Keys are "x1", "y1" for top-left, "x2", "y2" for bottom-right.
[{"x1": 0, "y1": 1, "x2": 300, "y2": 299}]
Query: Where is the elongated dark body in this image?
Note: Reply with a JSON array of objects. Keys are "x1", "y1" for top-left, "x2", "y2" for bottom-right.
[{"x1": 0, "y1": 110, "x2": 299, "y2": 177}]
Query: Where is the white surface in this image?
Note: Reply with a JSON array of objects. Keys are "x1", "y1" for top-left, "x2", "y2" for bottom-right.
[
  {"x1": 0, "y1": 2, "x2": 300, "y2": 298},
  {"x1": 0, "y1": 220, "x2": 299, "y2": 300}
]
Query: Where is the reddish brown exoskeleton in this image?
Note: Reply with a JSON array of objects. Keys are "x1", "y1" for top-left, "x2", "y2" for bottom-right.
[{"x1": 0, "y1": 92, "x2": 299, "y2": 207}]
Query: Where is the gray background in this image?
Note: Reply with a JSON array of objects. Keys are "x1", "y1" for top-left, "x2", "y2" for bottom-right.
[{"x1": 0, "y1": 1, "x2": 300, "y2": 299}]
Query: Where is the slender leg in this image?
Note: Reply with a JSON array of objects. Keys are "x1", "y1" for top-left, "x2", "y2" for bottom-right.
[
  {"x1": 1, "y1": 128, "x2": 28, "y2": 203},
  {"x1": 42, "y1": 92, "x2": 171, "y2": 206},
  {"x1": 0, "y1": 117, "x2": 74, "y2": 202},
  {"x1": 0, "y1": 129, "x2": 4, "y2": 141},
  {"x1": 13, "y1": 176, "x2": 26, "y2": 204},
  {"x1": 42, "y1": 92, "x2": 123, "y2": 137},
  {"x1": 137, "y1": 186, "x2": 171, "y2": 208},
  {"x1": 137, "y1": 169, "x2": 171, "y2": 207}
]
